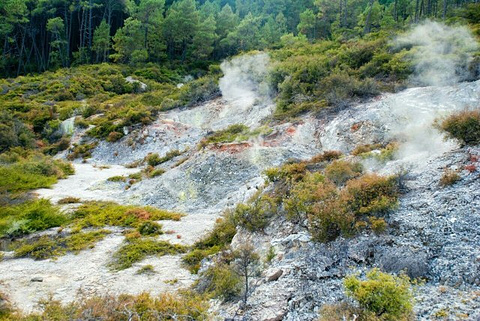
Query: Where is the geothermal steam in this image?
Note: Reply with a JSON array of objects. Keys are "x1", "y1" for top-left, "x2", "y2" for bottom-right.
[
  {"x1": 219, "y1": 53, "x2": 272, "y2": 109},
  {"x1": 396, "y1": 21, "x2": 478, "y2": 86}
]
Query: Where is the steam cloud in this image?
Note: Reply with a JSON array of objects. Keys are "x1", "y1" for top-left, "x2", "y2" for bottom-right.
[
  {"x1": 219, "y1": 52, "x2": 272, "y2": 109},
  {"x1": 386, "y1": 22, "x2": 479, "y2": 167},
  {"x1": 396, "y1": 21, "x2": 478, "y2": 86}
]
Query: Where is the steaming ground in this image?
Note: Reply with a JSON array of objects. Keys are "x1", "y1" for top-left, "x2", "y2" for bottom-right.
[{"x1": 1, "y1": 24, "x2": 480, "y2": 318}]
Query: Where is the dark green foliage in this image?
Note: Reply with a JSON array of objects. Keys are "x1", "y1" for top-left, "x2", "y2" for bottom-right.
[{"x1": 440, "y1": 110, "x2": 480, "y2": 146}]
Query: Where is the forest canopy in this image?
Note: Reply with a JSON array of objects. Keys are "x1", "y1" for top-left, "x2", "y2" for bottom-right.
[{"x1": 1, "y1": 0, "x2": 479, "y2": 77}]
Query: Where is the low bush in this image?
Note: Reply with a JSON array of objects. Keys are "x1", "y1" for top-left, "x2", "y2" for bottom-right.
[
  {"x1": 57, "y1": 197, "x2": 80, "y2": 204},
  {"x1": 67, "y1": 142, "x2": 98, "y2": 160},
  {"x1": 9, "y1": 292, "x2": 209, "y2": 320},
  {"x1": 344, "y1": 269, "x2": 414, "y2": 320},
  {"x1": 110, "y1": 238, "x2": 186, "y2": 270},
  {"x1": 13, "y1": 230, "x2": 111, "y2": 260},
  {"x1": 200, "y1": 124, "x2": 250, "y2": 147},
  {"x1": 107, "y1": 175, "x2": 127, "y2": 183},
  {"x1": 149, "y1": 168, "x2": 165, "y2": 178},
  {"x1": 324, "y1": 160, "x2": 363, "y2": 185},
  {"x1": 182, "y1": 212, "x2": 237, "y2": 273},
  {"x1": 0, "y1": 199, "x2": 67, "y2": 237},
  {"x1": 72, "y1": 201, "x2": 183, "y2": 229},
  {"x1": 137, "y1": 221, "x2": 163, "y2": 236},
  {"x1": 440, "y1": 169, "x2": 461, "y2": 187},
  {"x1": 0, "y1": 149, "x2": 73, "y2": 194},
  {"x1": 440, "y1": 110, "x2": 480, "y2": 146},
  {"x1": 106, "y1": 131, "x2": 123, "y2": 142},
  {"x1": 136, "y1": 264, "x2": 156, "y2": 275},
  {"x1": 198, "y1": 263, "x2": 242, "y2": 301},
  {"x1": 285, "y1": 170, "x2": 398, "y2": 242},
  {"x1": 232, "y1": 193, "x2": 277, "y2": 232}
]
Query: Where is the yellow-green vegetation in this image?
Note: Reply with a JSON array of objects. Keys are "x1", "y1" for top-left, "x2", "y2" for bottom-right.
[
  {"x1": 149, "y1": 168, "x2": 166, "y2": 178},
  {"x1": 0, "y1": 148, "x2": 73, "y2": 196},
  {"x1": 110, "y1": 238, "x2": 186, "y2": 270},
  {"x1": 440, "y1": 169, "x2": 461, "y2": 187},
  {"x1": 439, "y1": 110, "x2": 480, "y2": 146},
  {"x1": 66, "y1": 142, "x2": 98, "y2": 160},
  {"x1": 0, "y1": 199, "x2": 67, "y2": 238},
  {"x1": 13, "y1": 230, "x2": 111, "y2": 260},
  {"x1": 324, "y1": 160, "x2": 363, "y2": 185},
  {"x1": 136, "y1": 264, "x2": 156, "y2": 275},
  {"x1": 344, "y1": 269, "x2": 414, "y2": 321},
  {"x1": 72, "y1": 201, "x2": 183, "y2": 229},
  {"x1": 354, "y1": 142, "x2": 399, "y2": 162},
  {"x1": 270, "y1": 157, "x2": 398, "y2": 242},
  {"x1": 270, "y1": 37, "x2": 411, "y2": 119},
  {"x1": 199, "y1": 263, "x2": 242, "y2": 301},
  {"x1": 182, "y1": 213, "x2": 237, "y2": 273},
  {"x1": 0, "y1": 292, "x2": 209, "y2": 320},
  {"x1": 232, "y1": 192, "x2": 278, "y2": 232},
  {"x1": 199, "y1": 124, "x2": 272, "y2": 148},
  {"x1": 145, "y1": 149, "x2": 182, "y2": 167},
  {"x1": 107, "y1": 175, "x2": 127, "y2": 183}
]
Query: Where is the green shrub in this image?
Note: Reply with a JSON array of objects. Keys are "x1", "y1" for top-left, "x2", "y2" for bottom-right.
[
  {"x1": 0, "y1": 149, "x2": 73, "y2": 194},
  {"x1": 107, "y1": 175, "x2": 127, "y2": 183},
  {"x1": 67, "y1": 142, "x2": 98, "y2": 160},
  {"x1": 0, "y1": 199, "x2": 67, "y2": 237},
  {"x1": 199, "y1": 263, "x2": 242, "y2": 301},
  {"x1": 137, "y1": 221, "x2": 163, "y2": 236},
  {"x1": 200, "y1": 124, "x2": 249, "y2": 146},
  {"x1": 183, "y1": 212, "x2": 237, "y2": 273},
  {"x1": 72, "y1": 201, "x2": 183, "y2": 229},
  {"x1": 136, "y1": 264, "x2": 156, "y2": 275},
  {"x1": 13, "y1": 230, "x2": 110, "y2": 260},
  {"x1": 232, "y1": 194, "x2": 277, "y2": 232},
  {"x1": 146, "y1": 153, "x2": 161, "y2": 166},
  {"x1": 110, "y1": 238, "x2": 186, "y2": 270},
  {"x1": 285, "y1": 171, "x2": 398, "y2": 242},
  {"x1": 7, "y1": 292, "x2": 209, "y2": 320},
  {"x1": 344, "y1": 269, "x2": 414, "y2": 320},
  {"x1": 440, "y1": 110, "x2": 480, "y2": 146},
  {"x1": 324, "y1": 160, "x2": 363, "y2": 185},
  {"x1": 149, "y1": 168, "x2": 165, "y2": 178}
]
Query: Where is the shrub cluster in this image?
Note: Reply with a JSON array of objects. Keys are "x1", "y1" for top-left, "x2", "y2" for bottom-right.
[
  {"x1": 13, "y1": 230, "x2": 111, "y2": 260},
  {"x1": 1, "y1": 292, "x2": 209, "y2": 320},
  {"x1": 0, "y1": 148, "x2": 73, "y2": 195},
  {"x1": 110, "y1": 238, "x2": 186, "y2": 270},
  {"x1": 72, "y1": 201, "x2": 183, "y2": 229},
  {"x1": 343, "y1": 269, "x2": 414, "y2": 320},
  {"x1": 440, "y1": 110, "x2": 480, "y2": 146},
  {"x1": 0, "y1": 199, "x2": 66, "y2": 238}
]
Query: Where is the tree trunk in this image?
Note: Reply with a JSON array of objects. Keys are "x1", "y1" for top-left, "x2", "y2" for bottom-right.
[{"x1": 363, "y1": 0, "x2": 375, "y2": 35}]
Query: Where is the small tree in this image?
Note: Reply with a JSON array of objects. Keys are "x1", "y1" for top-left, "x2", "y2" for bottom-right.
[{"x1": 232, "y1": 242, "x2": 260, "y2": 308}]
